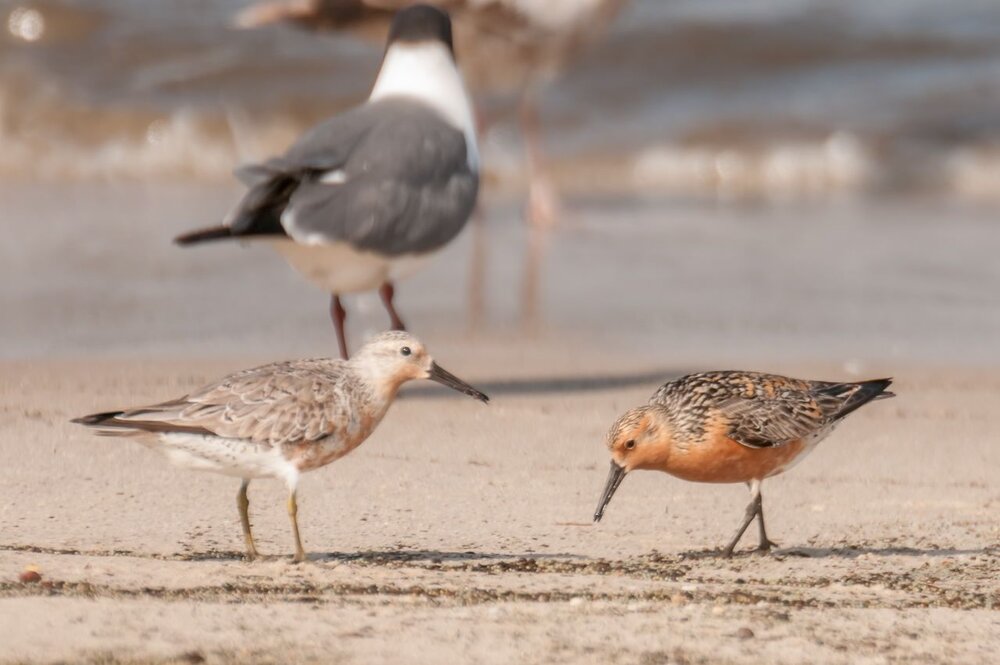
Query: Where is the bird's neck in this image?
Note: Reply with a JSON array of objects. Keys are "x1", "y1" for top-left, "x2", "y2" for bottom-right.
[
  {"x1": 349, "y1": 356, "x2": 408, "y2": 406},
  {"x1": 369, "y1": 41, "x2": 479, "y2": 168}
]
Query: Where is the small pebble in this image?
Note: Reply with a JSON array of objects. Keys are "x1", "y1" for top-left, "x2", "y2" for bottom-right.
[
  {"x1": 736, "y1": 627, "x2": 755, "y2": 640},
  {"x1": 19, "y1": 570, "x2": 42, "y2": 584}
]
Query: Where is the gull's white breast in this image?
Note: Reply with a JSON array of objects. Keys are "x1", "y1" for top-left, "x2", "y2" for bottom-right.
[{"x1": 269, "y1": 239, "x2": 430, "y2": 294}]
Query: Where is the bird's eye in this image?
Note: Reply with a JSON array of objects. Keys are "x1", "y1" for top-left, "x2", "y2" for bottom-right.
[
  {"x1": 625, "y1": 440, "x2": 636, "y2": 450},
  {"x1": 400, "y1": 346, "x2": 411, "y2": 356}
]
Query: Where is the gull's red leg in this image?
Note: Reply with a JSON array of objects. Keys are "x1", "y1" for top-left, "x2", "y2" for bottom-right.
[{"x1": 330, "y1": 294, "x2": 349, "y2": 359}]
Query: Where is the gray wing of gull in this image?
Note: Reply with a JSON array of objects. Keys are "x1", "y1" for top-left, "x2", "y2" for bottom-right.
[
  {"x1": 231, "y1": 98, "x2": 479, "y2": 256},
  {"x1": 109, "y1": 359, "x2": 364, "y2": 447}
]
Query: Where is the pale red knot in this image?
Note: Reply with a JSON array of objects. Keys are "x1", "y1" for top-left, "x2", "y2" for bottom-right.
[{"x1": 73, "y1": 331, "x2": 488, "y2": 562}]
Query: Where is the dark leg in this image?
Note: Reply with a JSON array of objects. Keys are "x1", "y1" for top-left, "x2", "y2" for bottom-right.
[
  {"x1": 237, "y1": 479, "x2": 259, "y2": 561},
  {"x1": 379, "y1": 282, "x2": 406, "y2": 331},
  {"x1": 756, "y1": 491, "x2": 780, "y2": 552},
  {"x1": 329, "y1": 294, "x2": 348, "y2": 359},
  {"x1": 723, "y1": 496, "x2": 759, "y2": 557},
  {"x1": 722, "y1": 480, "x2": 763, "y2": 557}
]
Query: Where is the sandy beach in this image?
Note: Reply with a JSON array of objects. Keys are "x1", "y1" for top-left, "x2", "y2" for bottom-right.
[
  {"x1": 4, "y1": 0, "x2": 1000, "y2": 660},
  {"x1": 2, "y1": 185, "x2": 998, "y2": 663}
]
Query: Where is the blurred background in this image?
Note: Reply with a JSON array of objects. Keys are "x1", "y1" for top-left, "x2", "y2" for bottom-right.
[{"x1": 3, "y1": 0, "x2": 999, "y2": 369}]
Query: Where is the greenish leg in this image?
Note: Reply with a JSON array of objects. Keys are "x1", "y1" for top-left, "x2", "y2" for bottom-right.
[
  {"x1": 287, "y1": 491, "x2": 307, "y2": 563},
  {"x1": 237, "y1": 479, "x2": 259, "y2": 561}
]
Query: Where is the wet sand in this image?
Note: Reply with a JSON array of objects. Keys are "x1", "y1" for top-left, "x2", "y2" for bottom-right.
[
  {"x1": 2, "y1": 186, "x2": 999, "y2": 663},
  {"x1": 2, "y1": 358, "x2": 998, "y2": 664}
]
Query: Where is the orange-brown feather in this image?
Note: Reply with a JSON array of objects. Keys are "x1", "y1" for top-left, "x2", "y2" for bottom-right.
[{"x1": 632, "y1": 412, "x2": 806, "y2": 483}]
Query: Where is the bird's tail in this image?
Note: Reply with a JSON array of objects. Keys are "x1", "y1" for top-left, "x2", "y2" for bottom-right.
[
  {"x1": 827, "y1": 378, "x2": 894, "y2": 420},
  {"x1": 71, "y1": 410, "x2": 124, "y2": 426},
  {"x1": 71, "y1": 410, "x2": 136, "y2": 437},
  {"x1": 174, "y1": 225, "x2": 234, "y2": 246}
]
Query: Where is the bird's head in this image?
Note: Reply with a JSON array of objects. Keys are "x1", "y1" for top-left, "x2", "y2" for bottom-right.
[
  {"x1": 353, "y1": 331, "x2": 488, "y2": 403},
  {"x1": 386, "y1": 4, "x2": 454, "y2": 55},
  {"x1": 594, "y1": 406, "x2": 670, "y2": 522}
]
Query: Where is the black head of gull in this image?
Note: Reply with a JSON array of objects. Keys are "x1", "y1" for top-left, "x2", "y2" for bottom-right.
[
  {"x1": 175, "y1": 4, "x2": 477, "y2": 362},
  {"x1": 386, "y1": 4, "x2": 454, "y2": 55}
]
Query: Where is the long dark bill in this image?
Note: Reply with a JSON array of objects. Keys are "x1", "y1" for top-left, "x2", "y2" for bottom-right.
[
  {"x1": 594, "y1": 460, "x2": 627, "y2": 523},
  {"x1": 428, "y1": 362, "x2": 489, "y2": 403}
]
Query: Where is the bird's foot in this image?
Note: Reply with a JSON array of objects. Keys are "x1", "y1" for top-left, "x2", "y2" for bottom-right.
[{"x1": 756, "y1": 538, "x2": 780, "y2": 553}]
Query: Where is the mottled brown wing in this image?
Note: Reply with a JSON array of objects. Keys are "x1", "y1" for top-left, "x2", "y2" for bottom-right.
[
  {"x1": 718, "y1": 376, "x2": 893, "y2": 448},
  {"x1": 650, "y1": 371, "x2": 892, "y2": 449},
  {"x1": 117, "y1": 359, "x2": 351, "y2": 446},
  {"x1": 649, "y1": 371, "x2": 823, "y2": 448},
  {"x1": 719, "y1": 389, "x2": 827, "y2": 449}
]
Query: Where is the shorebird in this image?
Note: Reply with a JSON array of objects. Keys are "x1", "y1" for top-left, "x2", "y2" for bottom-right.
[
  {"x1": 232, "y1": 0, "x2": 629, "y2": 227},
  {"x1": 71, "y1": 331, "x2": 488, "y2": 562},
  {"x1": 593, "y1": 371, "x2": 894, "y2": 556},
  {"x1": 175, "y1": 4, "x2": 479, "y2": 359}
]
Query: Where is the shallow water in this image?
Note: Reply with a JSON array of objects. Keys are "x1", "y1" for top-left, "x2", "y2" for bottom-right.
[
  {"x1": 3, "y1": 0, "x2": 1000, "y2": 200},
  {"x1": 3, "y1": 184, "x2": 998, "y2": 367}
]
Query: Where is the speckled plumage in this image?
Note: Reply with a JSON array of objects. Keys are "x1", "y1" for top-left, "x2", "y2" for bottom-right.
[
  {"x1": 597, "y1": 370, "x2": 894, "y2": 556},
  {"x1": 646, "y1": 371, "x2": 892, "y2": 449},
  {"x1": 73, "y1": 331, "x2": 487, "y2": 561}
]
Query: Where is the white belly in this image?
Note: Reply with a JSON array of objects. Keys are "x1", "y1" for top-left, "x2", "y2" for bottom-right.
[
  {"x1": 767, "y1": 424, "x2": 838, "y2": 477},
  {"x1": 154, "y1": 433, "x2": 299, "y2": 486},
  {"x1": 269, "y1": 239, "x2": 430, "y2": 294}
]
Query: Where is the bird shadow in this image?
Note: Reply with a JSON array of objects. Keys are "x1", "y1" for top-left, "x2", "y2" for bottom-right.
[
  {"x1": 776, "y1": 545, "x2": 997, "y2": 559},
  {"x1": 176, "y1": 549, "x2": 586, "y2": 564},
  {"x1": 312, "y1": 549, "x2": 585, "y2": 564},
  {"x1": 404, "y1": 368, "x2": 689, "y2": 398},
  {"x1": 673, "y1": 545, "x2": 998, "y2": 561}
]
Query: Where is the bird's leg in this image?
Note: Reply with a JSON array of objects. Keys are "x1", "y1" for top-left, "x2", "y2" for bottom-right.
[
  {"x1": 287, "y1": 491, "x2": 306, "y2": 563},
  {"x1": 378, "y1": 282, "x2": 406, "y2": 331},
  {"x1": 237, "y1": 479, "x2": 258, "y2": 561},
  {"x1": 518, "y1": 88, "x2": 553, "y2": 332},
  {"x1": 330, "y1": 294, "x2": 349, "y2": 359},
  {"x1": 519, "y1": 219, "x2": 549, "y2": 333},
  {"x1": 466, "y1": 207, "x2": 487, "y2": 334},
  {"x1": 722, "y1": 481, "x2": 764, "y2": 557},
  {"x1": 755, "y1": 489, "x2": 779, "y2": 552},
  {"x1": 520, "y1": 89, "x2": 560, "y2": 229}
]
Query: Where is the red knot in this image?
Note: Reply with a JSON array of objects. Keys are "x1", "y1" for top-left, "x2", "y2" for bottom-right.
[
  {"x1": 593, "y1": 371, "x2": 894, "y2": 556},
  {"x1": 72, "y1": 331, "x2": 488, "y2": 562}
]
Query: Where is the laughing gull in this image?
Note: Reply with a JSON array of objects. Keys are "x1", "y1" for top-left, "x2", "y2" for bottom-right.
[
  {"x1": 233, "y1": 0, "x2": 628, "y2": 226},
  {"x1": 176, "y1": 4, "x2": 478, "y2": 359}
]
